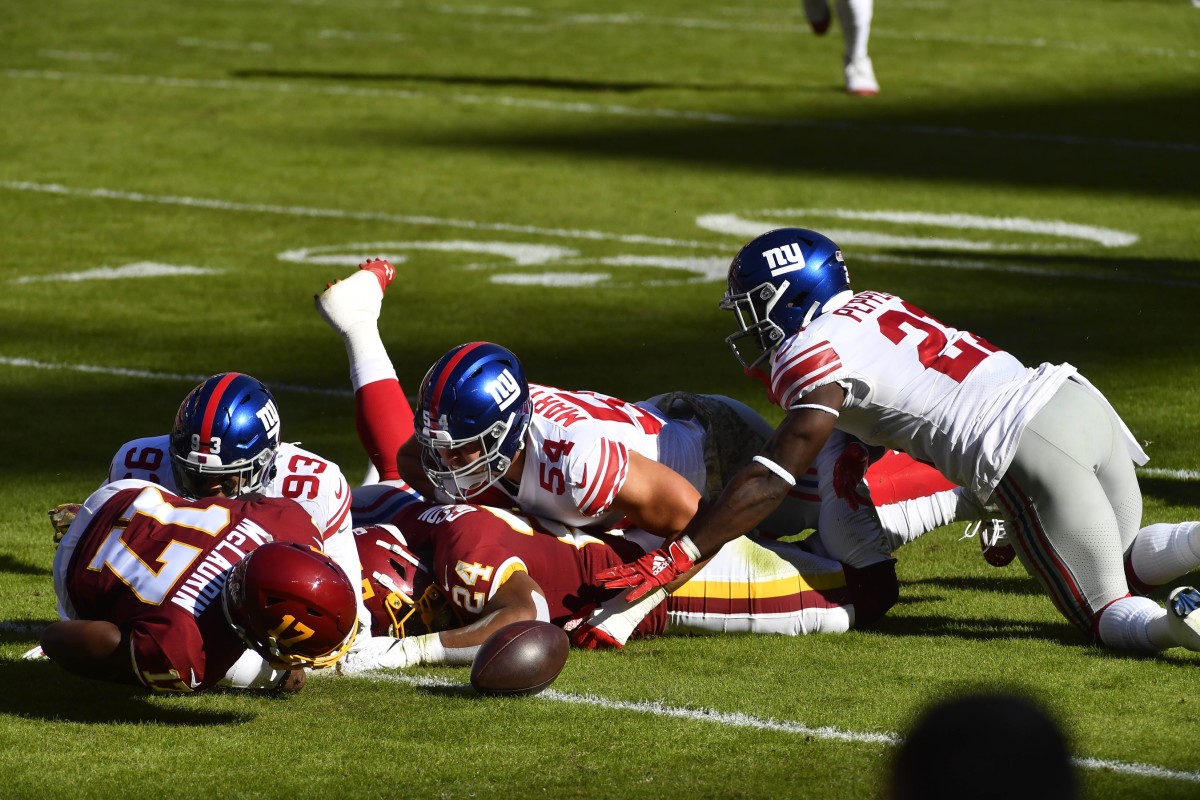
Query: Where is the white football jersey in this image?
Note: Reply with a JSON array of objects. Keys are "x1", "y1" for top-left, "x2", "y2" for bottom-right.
[
  {"x1": 106, "y1": 437, "x2": 352, "y2": 539},
  {"x1": 765, "y1": 291, "x2": 1095, "y2": 503},
  {"x1": 495, "y1": 384, "x2": 706, "y2": 529}
]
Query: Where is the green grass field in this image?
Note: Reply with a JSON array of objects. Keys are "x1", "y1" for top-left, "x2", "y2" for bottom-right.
[{"x1": 2, "y1": 1, "x2": 1199, "y2": 797}]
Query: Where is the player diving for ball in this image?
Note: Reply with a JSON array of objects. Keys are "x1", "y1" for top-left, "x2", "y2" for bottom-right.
[
  {"x1": 308, "y1": 261, "x2": 1005, "y2": 668},
  {"x1": 598, "y1": 227, "x2": 1200, "y2": 656}
]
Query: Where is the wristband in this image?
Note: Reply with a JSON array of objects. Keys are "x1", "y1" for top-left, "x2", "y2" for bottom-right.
[
  {"x1": 791, "y1": 403, "x2": 840, "y2": 418},
  {"x1": 676, "y1": 535, "x2": 702, "y2": 562},
  {"x1": 752, "y1": 455, "x2": 797, "y2": 486}
]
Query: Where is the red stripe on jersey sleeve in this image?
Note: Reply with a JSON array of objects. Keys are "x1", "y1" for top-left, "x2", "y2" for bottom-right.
[
  {"x1": 771, "y1": 342, "x2": 841, "y2": 408},
  {"x1": 320, "y1": 478, "x2": 353, "y2": 540},
  {"x1": 580, "y1": 440, "x2": 627, "y2": 518}
]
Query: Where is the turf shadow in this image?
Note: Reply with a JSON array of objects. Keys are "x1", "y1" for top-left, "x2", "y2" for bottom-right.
[
  {"x1": 230, "y1": 68, "x2": 762, "y2": 93},
  {"x1": 1138, "y1": 477, "x2": 1200, "y2": 507},
  {"x1": 0, "y1": 660, "x2": 254, "y2": 725},
  {"x1": 865, "y1": 613, "x2": 1082, "y2": 646},
  {"x1": 0, "y1": 553, "x2": 50, "y2": 577},
  {"x1": 381, "y1": 82, "x2": 1200, "y2": 199}
]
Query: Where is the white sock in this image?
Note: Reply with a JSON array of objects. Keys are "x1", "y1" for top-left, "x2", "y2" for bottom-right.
[
  {"x1": 875, "y1": 488, "x2": 965, "y2": 551},
  {"x1": 347, "y1": 351, "x2": 398, "y2": 393},
  {"x1": 1097, "y1": 595, "x2": 1172, "y2": 651},
  {"x1": 1128, "y1": 522, "x2": 1200, "y2": 587},
  {"x1": 835, "y1": 0, "x2": 873, "y2": 62}
]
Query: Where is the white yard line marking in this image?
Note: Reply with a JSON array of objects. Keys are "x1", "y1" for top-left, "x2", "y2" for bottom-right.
[
  {"x1": 1139, "y1": 467, "x2": 1200, "y2": 482},
  {"x1": 0, "y1": 180, "x2": 717, "y2": 249},
  {"x1": 176, "y1": 37, "x2": 273, "y2": 52},
  {"x1": 3, "y1": 181, "x2": 1194, "y2": 291},
  {"x1": 4, "y1": 69, "x2": 1196, "y2": 153},
  {"x1": 10, "y1": 262, "x2": 220, "y2": 284},
  {"x1": 321, "y1": 670, "x2": 1200, "y2": 784},
  {"x1": 317, "y1": 29, "x2": 408, "y2": 43},
  {"x1": 37, "y1": 49, "x2": 126, "y2": 62},
  {"x1": 0, "y1": 356, "x2": 351, "y2": 398}
]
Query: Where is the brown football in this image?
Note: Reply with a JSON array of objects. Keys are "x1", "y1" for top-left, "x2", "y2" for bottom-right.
[{"x1": 470, "y1": 620, "x2": 569, "y2": 696}]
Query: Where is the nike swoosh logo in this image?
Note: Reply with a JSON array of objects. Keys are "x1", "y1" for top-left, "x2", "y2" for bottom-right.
[
  {"x1": 575, "y1": 464, "x2": 588, "y2": 488},
  {"x1": 189, "y1": 669, "x2": 202, "y2": 689}
]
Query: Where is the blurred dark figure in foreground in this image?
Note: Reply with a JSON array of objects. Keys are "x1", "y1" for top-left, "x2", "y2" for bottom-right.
[{"x1": 889, "y1": 692, "x2": 1078, "y2": 800}]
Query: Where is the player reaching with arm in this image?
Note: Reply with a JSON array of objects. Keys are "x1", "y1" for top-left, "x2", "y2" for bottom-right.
[
  {"x1": 316, "y1": 259, "x2": 1006, "y2": 647},
  {"x1": 599, "y1": 227, "x2": 1200, "y2": 656},
  {"x1": 43, "y1": 480, "x2": 358, "y2": 692},
  {"x1": 336, "y1": 495, "x2": 870, "y2": 673}
]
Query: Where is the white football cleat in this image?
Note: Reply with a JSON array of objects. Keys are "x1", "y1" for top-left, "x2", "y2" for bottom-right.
[
  {"x1": 315, "y1": 269, "x2": 385, "y2": 335},
  {"x1": 844, "y1": 56, "x2": 879, "y2": 95},
  {"x1": 1167, "y1": 586, "x2": 1200, "y2": 651},
  {"x1": 803, "y1": 0, "x2": 831, "y2": 34}
]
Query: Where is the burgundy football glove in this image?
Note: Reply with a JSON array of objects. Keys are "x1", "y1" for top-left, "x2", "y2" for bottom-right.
[
  {"x1": 832, "y1": 443, "x2": 871, "y2": 511},
  {"x1": 595, "y1": 536, "x2": 700, "y2": 602}
]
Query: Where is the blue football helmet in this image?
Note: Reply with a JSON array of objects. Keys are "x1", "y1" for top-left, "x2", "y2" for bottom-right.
[
  {"x1": 416, "y1": 342, "x2": 531, "y2": 501},
  {"x1": 169, "y1": 372, "x2": 282, "y2": 499},
  {"x1": 719, "y1": 228, "x2": 853, "y2": 369}
]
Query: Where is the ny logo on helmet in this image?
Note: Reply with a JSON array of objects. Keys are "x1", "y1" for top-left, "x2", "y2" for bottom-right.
[
  {"x1": 486, "y1": 368, "x2": 522, "y2": 411},
  {"x1": 761, "y1": 244, "x2": 844, "y2": 278},
  {"x1": 256, "y1": 400, "x2": 281, "y2": 440}
]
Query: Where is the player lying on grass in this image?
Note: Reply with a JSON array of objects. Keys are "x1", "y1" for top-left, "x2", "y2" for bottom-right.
[
  {"x1": 315, "y1": 260, "x2": 1008, "y2": 646},
  {"x1": 599, "y1": 227, "x2": 1200, "y2": 655},
  {"x1": 335, "y1": 483, "x2": 888, "y2": 672},
  {"x1": 43, "y1": 479, "x2": 358, "y2": 692},
  {"x1": 93, "y1": 372, "x2": 372, "y2": 652}
]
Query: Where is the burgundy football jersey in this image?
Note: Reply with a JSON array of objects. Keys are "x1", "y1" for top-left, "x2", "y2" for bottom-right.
[{"x1": 60, "y1": 481, "x2": 322, "y2": 692}]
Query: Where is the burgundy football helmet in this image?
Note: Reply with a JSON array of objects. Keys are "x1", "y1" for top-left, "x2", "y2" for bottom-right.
[
  {"x1": 354, "y1": 524, "x2": 450, "y2": 638},
  {"x1": 222, "y1": 541, "x2": 358, "y2": 669}
]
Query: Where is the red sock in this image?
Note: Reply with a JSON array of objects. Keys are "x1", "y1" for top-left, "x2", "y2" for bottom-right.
[{"x1": 355, "y1": 379, "x2": 415, "y2": 481}]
